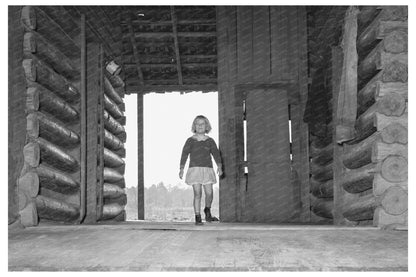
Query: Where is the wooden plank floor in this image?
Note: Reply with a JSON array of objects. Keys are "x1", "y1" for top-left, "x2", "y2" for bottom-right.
[{"x1": 8, "y1": 221, "x2": 407, "y2": 271}]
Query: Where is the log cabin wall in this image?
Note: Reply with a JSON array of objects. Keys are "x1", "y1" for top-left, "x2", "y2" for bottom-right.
[
  {"x1": 19, "y1": 6, "x2": 82, "y2": 226},
  {"x1": 336, "y1": 6, "x2": 408, "y2": 229},
  {"x1": 305, "y1": 6, "x2": 347, "y2": 223},
  {"x1": 9, "y1": 6, "x2": 126, "y2": 226},
  {"x1": 217, "y1": 7, "x2": 309, "y2": 222}
]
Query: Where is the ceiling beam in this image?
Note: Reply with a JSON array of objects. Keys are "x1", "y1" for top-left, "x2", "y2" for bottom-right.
[
  {"x1": 126, "y1": 12, "x2": 144, "y2": 86},
  {"x1": 123, "y1": 63, "x2": 216, "y2": 68},
  {"x1": 122, "y1": 32, "x2": 216, "y2": 39},
  {"x1": 170, "y1": 6, "x2": 183, "y2": 85},
  {"x1": 120, "y1": 19, "x2": 216, "y2": 26},
  {"x1": 125, "y1": 84, "x2": 218, "y2": 94}
]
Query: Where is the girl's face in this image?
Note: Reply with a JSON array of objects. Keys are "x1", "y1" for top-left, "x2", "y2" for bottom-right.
[{"x1": 195, "y1": 119, "x2": 206, "y2": 134}]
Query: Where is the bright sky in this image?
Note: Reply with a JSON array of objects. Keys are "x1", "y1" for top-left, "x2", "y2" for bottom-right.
[{"x1": 124, "y1": 91, "x2": 219, "y2": 188}]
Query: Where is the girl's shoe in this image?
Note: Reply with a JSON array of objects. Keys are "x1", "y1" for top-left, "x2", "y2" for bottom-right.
[
  {"x1": 204, "y1": 207, "x2": 219, "y2": 222},
  {"x1": 195, "y1": 214, "x2": 203, "y2": 225}
]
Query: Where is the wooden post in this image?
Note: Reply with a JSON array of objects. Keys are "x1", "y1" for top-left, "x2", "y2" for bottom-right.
[
  {"x1": 84, "y1": 42, "x2": 100, "y2": 223},
  {"x1": 97, "y1": 45, "x2": 104, "y2": 220},
  {"x1": 79, "y1": 14, "x2": 86, "y2": 223},
  {"x1": 137, "y1": 91, "x2": 144, "y2": 220},
  {"x1": 335, "y1": 7, "x2": 359, "y2": 144}
]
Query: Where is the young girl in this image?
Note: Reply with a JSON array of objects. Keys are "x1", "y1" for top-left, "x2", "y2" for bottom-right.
[{"x1": 179, "y1": 115, "x2": 223, "y2": 225}]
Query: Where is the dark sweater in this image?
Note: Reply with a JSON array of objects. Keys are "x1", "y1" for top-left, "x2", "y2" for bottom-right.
[{"x1": 180, "y1": 136, "x2": 222, "y2": 169}]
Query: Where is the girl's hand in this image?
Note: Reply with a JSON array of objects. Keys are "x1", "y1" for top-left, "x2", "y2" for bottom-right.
[
  {"x1": 217, "y1": 167, "x2": 223, "y2": 177},
  {"x1": 179, "y1": 169, "x2": 184, "y2": 179}
]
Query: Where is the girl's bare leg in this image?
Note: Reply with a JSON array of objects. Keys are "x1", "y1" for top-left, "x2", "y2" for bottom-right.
[
  {"x1": 192, "y1": 184, "x2": 202, "y2": 214},
  {"x1": 203, "y1": 184, "x2": 213, "y2": 208}
]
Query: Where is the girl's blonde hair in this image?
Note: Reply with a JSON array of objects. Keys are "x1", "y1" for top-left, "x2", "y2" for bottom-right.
[{"x1": 191, "y1": 115, "x2": 212, "y2": 134}]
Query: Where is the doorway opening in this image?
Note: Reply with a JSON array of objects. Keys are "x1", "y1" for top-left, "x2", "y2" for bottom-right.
[{"x1": 138, "y1": 91, "x2": 220, "y2": 222}]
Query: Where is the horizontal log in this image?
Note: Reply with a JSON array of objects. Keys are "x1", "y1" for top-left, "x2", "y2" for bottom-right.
[
  {"x1": 343, "y1": 124, "x2": 407, "y2": 169},
  {"x1": 23, "y1": 142, "x2": 40, "y2": 167},
  {"x1": 111, "y1": 210, "x2": 126, "y2": 222},
  {"x1": 35, "y1": 194, "x2": 79, "y2": 222},
  {"x1": 26, "y1": 86, "x2": 79, "y2": 122},
  {"x1": 103, "y1": 167, "x2": 124, "y2": 183},
  {"x1": 310, "y1": 162, "x2": 333, "y2": 182},
  {"x1": 104, "y1": 94, "x2": 123, "y2": 119},
  {"x1": 311, "y1": 197, "x2": 333, "y2": 219},
  {"x1": 342, "y1": 193, "x2": 378, "y2": 221},
  {"x1": 22, "y1": 59, "x2": 80, "y2": 103},
  {"x1": 355, "y1": 92, "x2": 406, "y2": 141},
  {"x1": 375, "y1": 82, "x2": 407, "y2": 100},
  {"x1": 357, "y1": 74, "x2": 407, "y2": 115},
  {"x1": 21, "y1": 6, "x2": 80, "y2": 59},
  {"x1": 23, "y1": 31, "x2": 79, "y2": 79},
  {"x1": 103, "y1": 129, "x2": 124, "y2": 150},
  {"x1": 375, "y1": 111, "x2": 407, "y2": 132},
  {"x1": 104, "y1": 193, "x2": 127, "y2": 206},
  {"x1": 25, "y1": 138, "x2": 79, "y2": 172},
  {"x1": 103, "y1": 110, "x2": 126, "y2": 142},
  {"x1": 343, "y1": 132, "x2": 380, "y2": 169},
  {"x1": 358, "y1": 42, "x2": 407, "y2": 84},
  {"x1": 102, "y1": 203, "x2": 124, "y2": 220},
  {"x1": 358, "y1": 6, "x2": 380, "y2": 31},
  {"x1": 17, "y1": 172, "x2": 40, "y2": 197},
  {"x1": 340, "y1": 163, "x2": 376, "y2": 193},
  {"x1": 373, "y1": 173, "x2": 407, "y2": 196},
  {"x1": 371, "y1": 142, "x2": 407, "y2": 163},
  {"x1": 310, "y1": 134, "x2": 332, "y2": 149},
  {"x1": 103, "y1": 183, "x2": 125, "y2": 199},
  {"x1": 310, "y1": 179, "x2": 333, "y2": 198},
  {"x1": 374, "y1": 207, "x2": 407, "y2": 229},
  {"x1": 105, "y1": 71, "x2": 125, "y2": 88},
  {"x1": 380, "y1": 155, "x2": 407, "y2": 182},
  {"x1": 381, "y1": 185, "x2": 407, "y2": 215},
  {"x1": 21, "y1": 6, "x2": 36, "y2": 29},
  {"x1": 19, "y1": 201, "x2": 38, "y2": 227},
  {"x1": 357, "y1": 7, "x2": 408, "y2": 55},
  {"x1": 36, "y1": 164, "x2": 79, "y2": 194},
  {"x1": 118, "y1": 102, "x2": 125, "y2": 112},
  {"x1": 103, "y1": 147, "x2": 125, "y2": 168},
  {"x1": 27, "y1": 112, "x2": 80, "y2": 147},
  {"x1": 104, "y1": 77, "x2": 123, "y2": 104},
  {"x1": 18, "y1": 190, "x2": 30, "y2": 210},
  {"x1": 310, "y1": 143, "x2": 333, "y2": 166}
]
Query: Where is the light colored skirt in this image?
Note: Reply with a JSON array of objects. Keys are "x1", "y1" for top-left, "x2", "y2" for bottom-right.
[{"x1": 185, "y1": 167, "x2": 217, "y2": 186}]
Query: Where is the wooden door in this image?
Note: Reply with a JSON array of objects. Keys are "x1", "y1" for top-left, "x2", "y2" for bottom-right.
[{"x1": 243, "y1": 88, "x2": 295, "y2": 222}]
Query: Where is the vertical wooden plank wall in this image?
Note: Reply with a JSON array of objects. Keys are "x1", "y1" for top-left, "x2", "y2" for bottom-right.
[
  {"x1": 337, "y1": 6, "x2": 408, "y2": 228},
  {"x1": 217, "y1": 6, "x2": 309, "y2": 222}
]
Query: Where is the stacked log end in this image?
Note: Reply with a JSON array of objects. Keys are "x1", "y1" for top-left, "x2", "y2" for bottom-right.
[
  {"x1": 340, "y1": 6, "x2": 408, "y2": 229},
  {"x1": 100, "y1": 70, "x2": 126, "y2": 221},
  {"x1": 19, "y1": 6, "x2": 81, "y2": 226}
]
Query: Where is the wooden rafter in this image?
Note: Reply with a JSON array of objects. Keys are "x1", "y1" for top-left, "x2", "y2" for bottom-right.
[
  {"x1": 126, "y1": 12, "x2": 144, "y2": 86},
  {"x1": 170, "y1": 6, "x2": 183, "y2": 85}
]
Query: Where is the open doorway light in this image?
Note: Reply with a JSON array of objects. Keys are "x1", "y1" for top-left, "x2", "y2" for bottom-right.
[{"x1": 143, "y1": 91, "x2": 219, "y2": 222}]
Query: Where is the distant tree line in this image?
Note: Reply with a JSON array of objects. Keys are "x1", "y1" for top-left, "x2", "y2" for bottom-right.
[{"x1": 125, "y1": 182, "x2": 219, "y2": 221}]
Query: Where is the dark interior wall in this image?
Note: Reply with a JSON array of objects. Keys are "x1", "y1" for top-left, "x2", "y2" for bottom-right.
[
  {"x1": 8, "y1": 6, "x2": 27, "y2": 225},
  {"x1": 216, "y1": 6, "x2": 309, "y2": 222}
]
